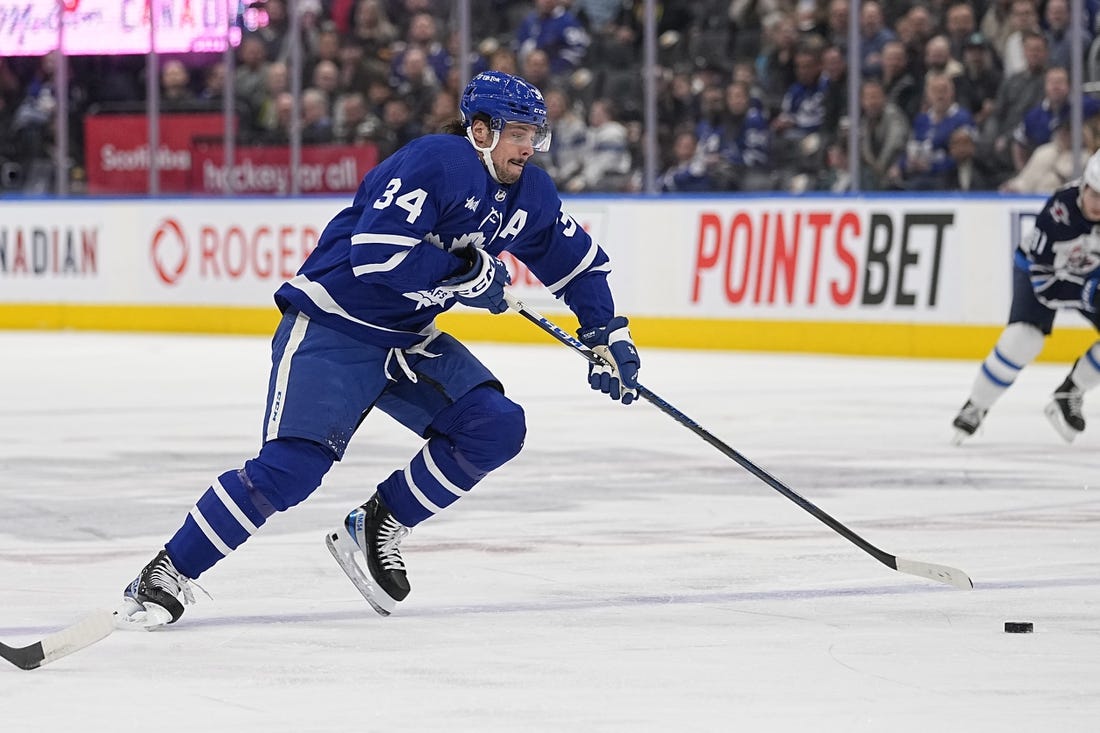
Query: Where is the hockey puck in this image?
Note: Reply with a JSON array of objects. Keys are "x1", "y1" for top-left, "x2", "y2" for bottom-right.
[{"x1": 1004, "y1": 621, "x2": 1033, "y2": 633}]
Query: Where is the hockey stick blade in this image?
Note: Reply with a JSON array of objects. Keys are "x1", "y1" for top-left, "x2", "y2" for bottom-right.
[
  {"x1": 503, "y1": 293, "x2": 975, "y2": 591},
  {"x1": 0, "y1": 610, "x2": 115, "y2": 670},
  {"x1": 894, "y1": 558, "x2": 973, "y2": 589}
]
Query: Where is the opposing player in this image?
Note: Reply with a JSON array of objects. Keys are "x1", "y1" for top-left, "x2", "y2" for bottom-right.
[
  {"x1": 118, "y1": 71, "x2": 641, "y2": 626},
  {"x1": 952, "y1": 149, "x2": 1100, "y2": 444}
]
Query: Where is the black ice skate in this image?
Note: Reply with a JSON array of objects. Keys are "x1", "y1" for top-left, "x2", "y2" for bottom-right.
[
  {"x1": 951, "y1": 399, "x2": 987, "y2": 445},
  {"x1": 118, "y1": 549, "x2": 196, "y2": 629},
  {"x1": 326, "y1": 493, "x2": 411, "y2": 616},
  {"x1": 1044, "y1": 375, "x2": 1085, "y2": 443}
]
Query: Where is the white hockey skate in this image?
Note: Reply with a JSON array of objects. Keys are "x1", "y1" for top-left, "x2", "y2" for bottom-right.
[{"x1": 326, "y1": 493, "x2": 410, "y2": 616}]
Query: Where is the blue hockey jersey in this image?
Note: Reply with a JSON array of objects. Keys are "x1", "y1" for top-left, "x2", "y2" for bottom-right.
[
  {"x1": 274, "y1": 134, "x2": 615, "y2": 348},
  {"x1": 1017, "y1": 183, "x2": 1100, "y2": 309}
]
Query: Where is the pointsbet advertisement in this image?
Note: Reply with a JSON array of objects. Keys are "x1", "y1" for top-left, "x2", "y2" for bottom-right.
[{"x1": 0, "y1": 194, "x2": 1079, "y2": 359}]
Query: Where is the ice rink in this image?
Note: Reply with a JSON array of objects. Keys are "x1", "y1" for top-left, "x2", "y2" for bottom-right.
[{"x1": 2, "y1": 327, "x2": 1099, "y2": 732}]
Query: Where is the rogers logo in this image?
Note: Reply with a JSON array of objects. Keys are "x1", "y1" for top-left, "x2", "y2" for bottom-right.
[
  {"x1": 151, "y1": 218, "x2": 188, "y2": 285},
  {"x1": 148, "y1": 217, "x2": 319, "y2": 286}
]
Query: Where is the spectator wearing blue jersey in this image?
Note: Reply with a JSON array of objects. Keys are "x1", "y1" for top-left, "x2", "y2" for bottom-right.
[
  {"x1": 889, "y1": 71, "x2": 976, "y2": 190},
  {"x1": 1012, "y1": 66, "x2": 1100, "y2": 172},
  {"x1": 515, "y1": 0, "x2": 591, "y2": 77},
  {"x1": 659, "y1": 129, "x2": 712, "y2": 192},
  {"x1": 771, "y1": 40, "x2": 830, "y2": 178},
  {"x1": 953, "y1": 148, "x2": 1100, "y2": 444},
  {"x1": 118, "y1": 71, "x2": 642, "y2": 628},
  {"x1": 695, "y1": 81, "x2": 772, "y2": 191}
]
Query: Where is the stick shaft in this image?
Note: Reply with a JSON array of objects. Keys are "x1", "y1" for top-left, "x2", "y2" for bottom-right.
[{"x1": 503, "y1": 293, "x2": 973, "y2": 589}]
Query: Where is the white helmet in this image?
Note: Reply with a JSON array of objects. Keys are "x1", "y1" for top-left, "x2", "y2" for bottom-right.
[{"x1": 1084, "y1": 149, "x2": 1100, "y2": 191}]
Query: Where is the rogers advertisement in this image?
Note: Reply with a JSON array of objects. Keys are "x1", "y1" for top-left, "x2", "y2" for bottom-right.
[{"x1": 84, "y1": 113, "x2": 378, "y2": 194}]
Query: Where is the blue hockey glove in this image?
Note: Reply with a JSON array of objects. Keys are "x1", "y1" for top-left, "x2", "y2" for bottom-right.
[
  {"x1": 439, "y1": 247, "x2": 511, "y2": 314},
  {"x1": 577, "y1": 316, "x2": 641, "y2": 404},
  {"x1": 1082, "y1": 273, "x2": 1100, "y2": 313}
]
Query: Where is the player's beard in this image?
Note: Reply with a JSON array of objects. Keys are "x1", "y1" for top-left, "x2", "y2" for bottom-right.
[{"x1": 495, "y1": 158, "x2": 525, "y2": 185}]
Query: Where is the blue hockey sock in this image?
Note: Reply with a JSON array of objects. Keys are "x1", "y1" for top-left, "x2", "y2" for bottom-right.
[
  {"x1": 165, "y1": 438, "x2": 334, "y2": 578},
  {"x1": 379, "y1": 386, "x2": 525, "y2": 526}
]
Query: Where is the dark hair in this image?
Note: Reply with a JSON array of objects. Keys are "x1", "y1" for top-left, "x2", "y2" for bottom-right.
[{"x1": 442, "y1": 112, "x2": 489, "y2": 136}]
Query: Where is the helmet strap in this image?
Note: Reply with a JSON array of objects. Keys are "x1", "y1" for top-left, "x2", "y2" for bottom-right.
[{"x1": 466, "y1": 126, "x2": 504, "y2": 184}]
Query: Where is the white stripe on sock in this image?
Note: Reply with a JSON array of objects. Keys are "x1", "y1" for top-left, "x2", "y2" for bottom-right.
[
  {"x1": 212, "y1": 478, "x2": 259, "y2": 534},
  {"x1": 402, "y1": 464, "x2": 444, "y2": 514},
  {"x1": 421, "y1": 442, "x2": 465, "y2": 498},
  {"x1": 189, "y1": 506, "x2": 232, "y2": 556}
]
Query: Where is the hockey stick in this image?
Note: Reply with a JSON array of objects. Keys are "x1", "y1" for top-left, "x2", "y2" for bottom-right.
[
  {"x1": 0, "y1": 610, "x2": 115, "y2": 670},
  {"x1": 504, "y1": 293, "x2": 974, "y2": 590}
]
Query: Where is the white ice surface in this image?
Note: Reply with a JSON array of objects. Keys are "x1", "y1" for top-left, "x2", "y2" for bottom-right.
[{"x1": 1, "y1": 329, "x2": 1099, "y2": 732}]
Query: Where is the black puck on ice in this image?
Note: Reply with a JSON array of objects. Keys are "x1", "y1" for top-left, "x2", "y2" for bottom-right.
[{"x1": 1004, "y1": 621, "x2": 1033, "y2": 633}]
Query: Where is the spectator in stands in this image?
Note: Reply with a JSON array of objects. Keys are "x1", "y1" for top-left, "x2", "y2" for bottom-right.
[
  {"x1": 303, "y1": 26, "x2": 342, "y2": 90},
  {"x1": 334, "y1": 92, "x2": 371, "y2": 143},
  {"x1": 565, "y1": 97, "x2": 632, "y2": 192},
  {"x1": 311, "y1": 60, "x2": 341, "y2": 113},
  {"x1": 758, "y1": 14, "x2": 799, "y2": 119},
  {"x1": 822, "y1": 0, "x2": 851, "y2": 51},
  {"x1": 349, "y1": 0, "x2": 400, "y2": 60},
  {"x1": 1013, "y1": 66, "x2": 1100, "y2": 171},
  {"x1": 954, "y1": 33, "x2": 1002, "y2": 129},
  {"x1": 301, "y1": 88, "x2": 335, "y2": 144},
  {"x1": 1002, "y1": 118, "x2": 1099, "y2": 193},
  {"x1": 879, "y1": 40, "x2": 921, "y2": 121},
  {"x1": 859, "y1": 0, "x2": 896, "y2": 75},
  {"x1": 924, "y1": 34, "x2": 964, "y2": 80},
  {"x1": 939, "y1": 126, "x2": 999, "y2": 190},
  {"x1": 1002, "y1": 0, "x2": 1042, "y2": 76},
  {"x1": 390, "y1": 11, "x2": 452, "y2": 84},
  {"x1": 235, "y1": 36, "x2": 271, "y2": 130},
  {"x1": 160, "y1": 60, "x2": 196, "y2": 109},
  {"x1": 822, "y1": 44, "x2": 849, "y2": 139},
  {"x1": 249, "y1": 0, "x2": 292, "y2": 63},
  {"x1": 540, "y1": 87, "x2": 588, "y2": 187},
  {"x1": 372, "y1": 96, "x2": 422, "y2": 158},
  {"x1": 518, "y1": 48, "x2": 554, "y2": 92},
  {"x1": 1044, "y1": 0, "x2": 1093, "y2": 71},
  {"x1": 421, "y1": 88, "x2": 458, "y2": 134},
  {"x1": 980, "y1": 0, "x2": 1016, "y2": 62},
  {"x1": 696, "y1": 80, "x2": 772, "y2": 191},
  {"x1": 253, "y1": 62, "x2": 290, "y2": 140},
  {"x1": 859, "y1": 77, "x2": 910, "y2": 190},
  {"x1": 888, "y1": 71, "x2": 975, "y2": 190},
  {"x1": 516, "y1": 0, "x2": 591, "y2": 76},
  {"x1": 390, "y1": 45, "x2": 442, "y2": 119},
  {"x1": 985, "y1": 30, "x2": 1049, "y2": 175},
  {"x1": 945, "y1": 1, "x2": 978, "y2": 61},
  {"x1": 659, "y1": 130, "x2": 711, "y2": 192},
  {"x1": 198, "y1": 62, "x2": 228, "y2": 107},
  {"x1": 771, "y1": 40, "x2": 830, "y2": 178}
]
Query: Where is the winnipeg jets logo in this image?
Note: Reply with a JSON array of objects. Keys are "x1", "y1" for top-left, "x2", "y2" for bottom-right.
[
  {"x1": 465, "y1": 196, "x2": 480, "y2": 211},
  {"x1": 1050, "y1": 200, "x2": 1071, "y2": 226}
]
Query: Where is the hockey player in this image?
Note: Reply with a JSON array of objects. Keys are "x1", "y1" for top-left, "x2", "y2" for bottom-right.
[
  {"x1": 119, "y1": 71, "x2": 641, "y2": 626},
  {"x1": 952, "y1": 148, "x2": 1100, "y2": 444}
]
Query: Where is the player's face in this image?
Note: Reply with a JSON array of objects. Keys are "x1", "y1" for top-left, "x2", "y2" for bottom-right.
[
  {"x1": 1081, "y1": 185, "x2": 1100, "y2": 221},
  {"x1": 490, "y1": 122, "x2": 537, "y2": 184}
]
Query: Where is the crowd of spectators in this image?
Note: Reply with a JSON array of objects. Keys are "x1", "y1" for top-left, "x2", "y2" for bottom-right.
[{"x1": 2, "y1": 0, "x2": 1100, "y2": 195}]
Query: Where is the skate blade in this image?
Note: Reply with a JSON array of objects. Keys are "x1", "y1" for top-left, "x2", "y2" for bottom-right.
[
  {"x1": 113, "y1": 599, "x2": 174, "y2": 631},
  {"x1": 325, "y1": 529, "x2": 396, "y2": 616},
  {"x1": 1043, "y1": 402, "x2": 1080, "y2": 443},
  {"x1": 951, "y1": 428, "x2": 972, "y2": 446}
]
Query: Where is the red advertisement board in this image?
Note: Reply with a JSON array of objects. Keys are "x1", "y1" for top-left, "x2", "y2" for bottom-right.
[
  {"x1": 84, "y1": 113, "x2": 227, "y2": 194},
  {"x1": 190, "y1": 142, "x2": 378, "y2": 195},
  {"x1": 84, "y1": 113, "x2": 378, "y2": 194}
]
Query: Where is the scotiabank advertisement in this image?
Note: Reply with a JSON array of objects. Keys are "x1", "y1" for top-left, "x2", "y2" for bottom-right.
[{"x1": 84, "y1": 114, "x2": 378, "y2": 194}]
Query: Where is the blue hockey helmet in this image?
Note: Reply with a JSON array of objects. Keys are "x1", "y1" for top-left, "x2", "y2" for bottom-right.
[{"x1": 460, "y1": 72, "x2": 551, "y2": 152}]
